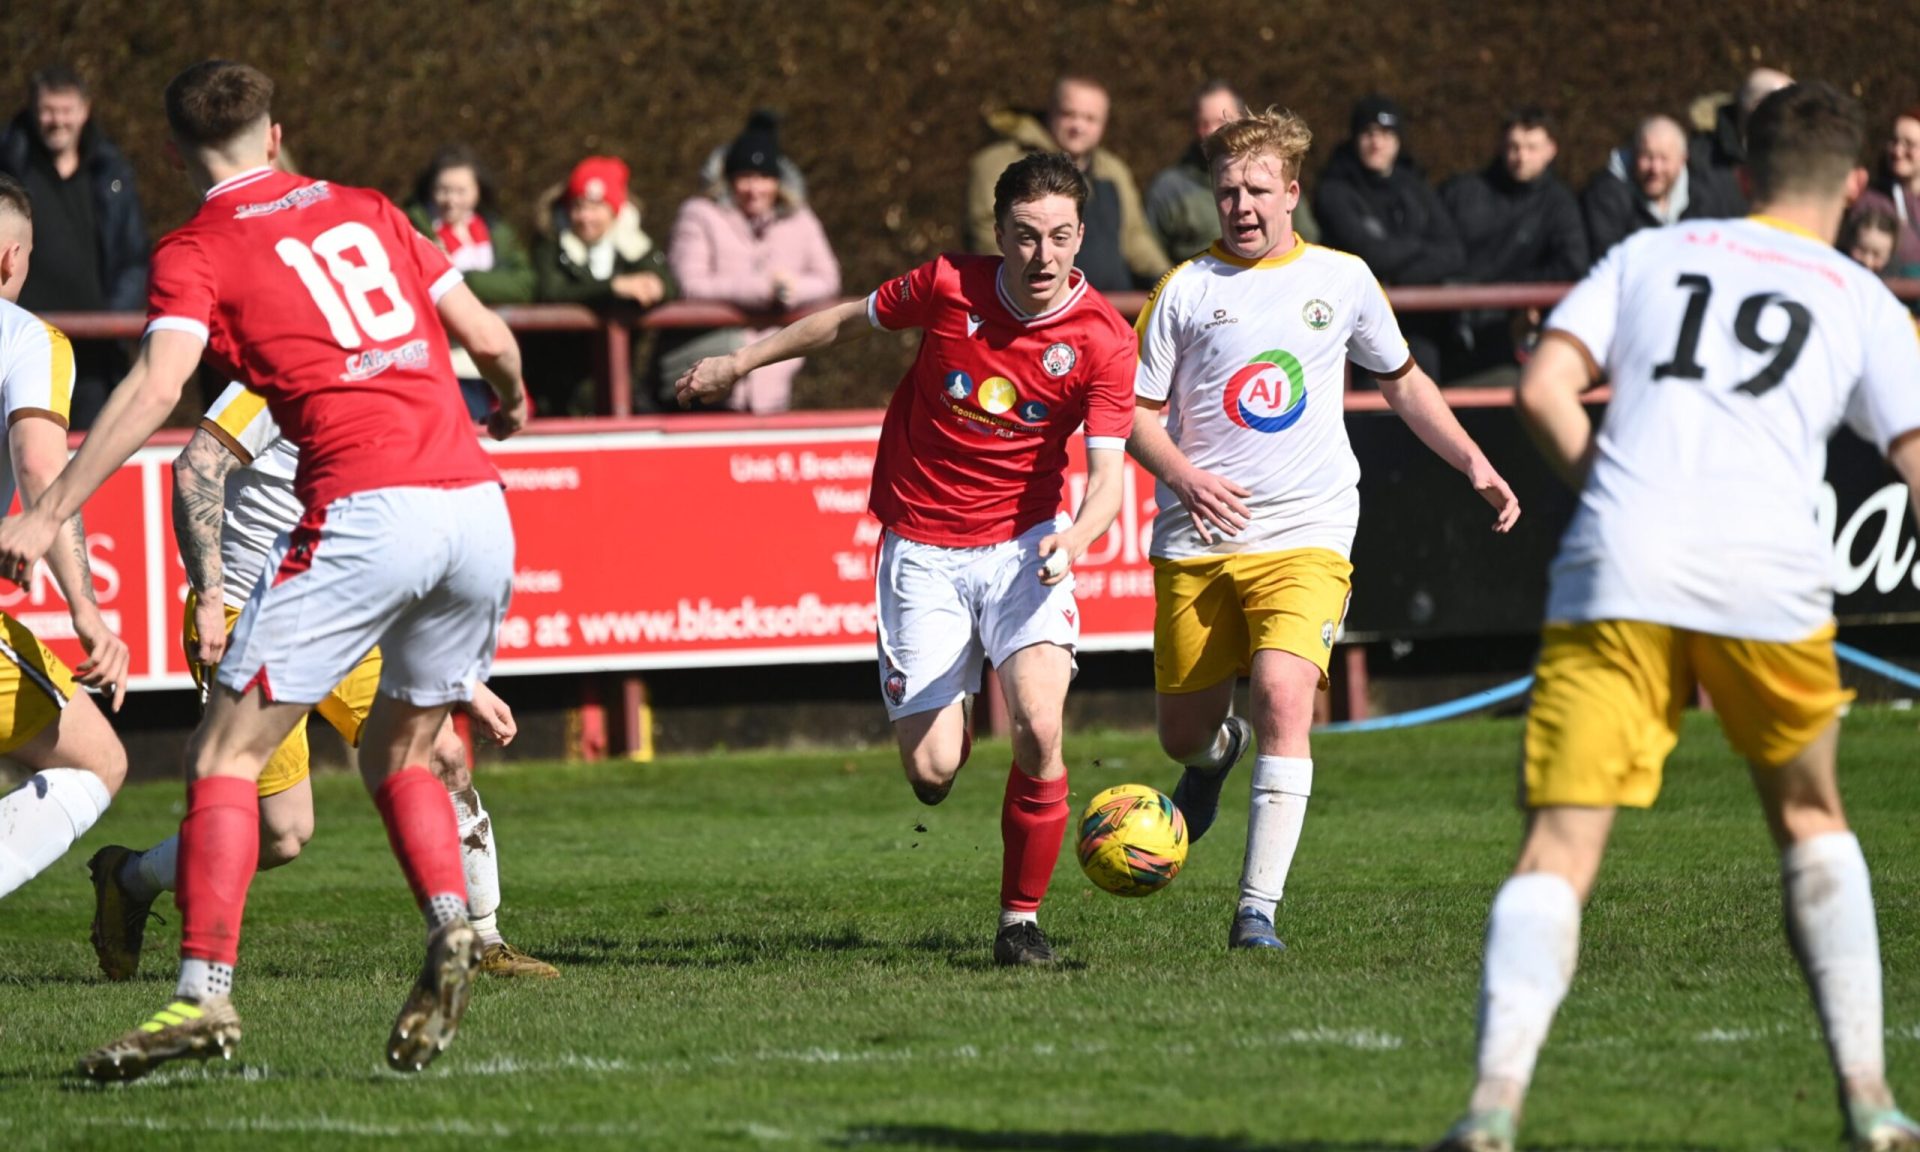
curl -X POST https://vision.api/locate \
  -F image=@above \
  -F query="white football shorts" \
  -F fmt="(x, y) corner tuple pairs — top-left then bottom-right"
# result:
(874, 514), (1079, 722)
(219, 483), (514, 707)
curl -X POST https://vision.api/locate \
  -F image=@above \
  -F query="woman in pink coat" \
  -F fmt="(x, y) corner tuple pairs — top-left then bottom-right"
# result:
(666, 112), (841, 413)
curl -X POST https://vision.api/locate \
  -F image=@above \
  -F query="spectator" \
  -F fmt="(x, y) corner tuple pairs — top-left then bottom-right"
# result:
(1439, 105), (1588, 380)
(405, 145), (534, 420)
(1851, 107), (1920, 280)
(965, 75), (1169, 291)
(0, 65), (148, 427)
(1689, 67), (1793, 214)
(531, 156), (679, 414)
(664, 113), (840, 414)
(698, 109), (809, 208)
(1314, 94), (1463, 379)
(1581, 115), (1737, 259)
(1840, 203), (1900, 277)
(1145, 80), (1320, 262)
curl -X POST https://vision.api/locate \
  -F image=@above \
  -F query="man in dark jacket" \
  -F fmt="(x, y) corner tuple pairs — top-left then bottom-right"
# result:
(1691, 68), (1793, 216)
(1440, 106), (1589, 380)
(0, 66), (149, 427)
(1315, 95), (1463, 379)
(1581, 114), (1739, 260)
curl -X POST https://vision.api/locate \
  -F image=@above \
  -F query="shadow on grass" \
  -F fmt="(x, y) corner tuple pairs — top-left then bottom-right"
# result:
(534, 927), (1086, 972)
(832, 1128), (1419, 1151)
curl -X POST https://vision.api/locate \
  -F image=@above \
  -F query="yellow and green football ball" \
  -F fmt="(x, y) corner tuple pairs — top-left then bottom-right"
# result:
(1076, 784), (1188, 897)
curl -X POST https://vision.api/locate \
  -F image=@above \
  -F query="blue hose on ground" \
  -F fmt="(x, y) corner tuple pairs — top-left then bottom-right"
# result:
(1834, 642), (1920, 693)
(1314, 675), (1534, 735)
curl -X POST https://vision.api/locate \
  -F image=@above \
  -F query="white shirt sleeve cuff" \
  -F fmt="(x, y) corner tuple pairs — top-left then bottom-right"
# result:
(865, 292), (883, 330)
(1085, 436), (1126, 453)
(145, 316), (210, 345)
(429, 268), (464, 303)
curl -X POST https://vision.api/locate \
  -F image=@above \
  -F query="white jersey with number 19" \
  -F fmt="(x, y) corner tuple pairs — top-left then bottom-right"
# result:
(1543, 216), (1920, 641)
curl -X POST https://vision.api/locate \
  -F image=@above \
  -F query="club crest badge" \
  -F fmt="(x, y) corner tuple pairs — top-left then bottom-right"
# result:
(1302, 299), (1334, 331)
(1042, 342), (1076, 377)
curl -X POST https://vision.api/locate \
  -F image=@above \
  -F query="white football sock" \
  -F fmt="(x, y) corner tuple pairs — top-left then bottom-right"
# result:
(1187, 718), (1236, 771)
(121, 835), (180, 901)
(452, 787), (503, 947)
(999, 909), (1038, 929)
(0, 768), (112, 898)
(1237, 756), (1311, 920)
(1782, 832), (1885, 1088)
(1470, 872), (1581, 1111)
(176, 957), (233, 1001)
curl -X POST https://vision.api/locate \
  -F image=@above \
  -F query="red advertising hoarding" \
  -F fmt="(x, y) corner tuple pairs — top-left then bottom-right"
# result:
(31, 422), (1162, 692)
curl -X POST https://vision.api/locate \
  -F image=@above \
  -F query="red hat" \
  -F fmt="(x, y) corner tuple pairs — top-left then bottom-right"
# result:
(566, 156), (628, 212)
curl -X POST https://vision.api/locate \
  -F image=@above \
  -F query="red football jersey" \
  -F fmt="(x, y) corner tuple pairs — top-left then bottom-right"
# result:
(146, 167), (497, 510)
(866, 254), (1136, 547)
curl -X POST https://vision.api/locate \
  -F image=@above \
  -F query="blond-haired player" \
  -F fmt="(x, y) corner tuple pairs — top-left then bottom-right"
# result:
(0, 173), (133, 902)
(1429, 83), (1920, 1152)
(86, 381), (558, 983)
(1129, 109), (1519, 950)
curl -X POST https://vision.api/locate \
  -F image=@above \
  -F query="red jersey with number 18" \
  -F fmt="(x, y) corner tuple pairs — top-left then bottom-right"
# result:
(865, 253), (1136, 547)
(145, 167), (497, 511)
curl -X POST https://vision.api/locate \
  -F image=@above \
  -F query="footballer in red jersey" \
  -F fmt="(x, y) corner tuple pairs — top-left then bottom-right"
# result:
(0, 61), (533, 1082)
(679, 153), (1135, 967)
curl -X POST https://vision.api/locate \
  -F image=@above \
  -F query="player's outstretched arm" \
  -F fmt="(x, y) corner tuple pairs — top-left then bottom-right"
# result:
(172, 427), (242, 668)
(0, 329), (198, 582)
(9, 415), (127, 709)
(1379, 363), (1522, 532)
(675, 299), (871, 407)
(1126, 399), (1250, 544)
(437, 283), (530, 441)
(1515, 334), (1598, 488)
(1038, 447), (1127, 586)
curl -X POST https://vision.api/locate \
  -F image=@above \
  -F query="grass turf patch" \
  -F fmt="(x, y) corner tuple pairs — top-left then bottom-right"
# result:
(2, 708), (1917, 1150)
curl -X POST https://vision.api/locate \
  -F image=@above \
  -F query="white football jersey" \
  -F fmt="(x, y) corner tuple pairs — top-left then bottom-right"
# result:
(200, 382), (303, 608)
(0, 298), (75, 514)
(1544, 216), (1920, 640)
(1134, 240), (1411, 560)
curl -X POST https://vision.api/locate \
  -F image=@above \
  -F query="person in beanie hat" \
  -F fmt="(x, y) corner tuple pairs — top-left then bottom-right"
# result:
(1314, 93), (1464, 379)
(664, 110), (840, 413)
(700, 109), (810, 207)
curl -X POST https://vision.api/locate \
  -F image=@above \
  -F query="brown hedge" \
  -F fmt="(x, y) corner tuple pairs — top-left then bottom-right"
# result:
(9, 0), (1914, 408)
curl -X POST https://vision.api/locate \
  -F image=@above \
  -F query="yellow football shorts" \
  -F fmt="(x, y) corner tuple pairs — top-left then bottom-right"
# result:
(0, 611), (77, 755)
(184, 591), (382, 798)
(1151, 547), (1353, 694)
(1523, 619), (1852, 809)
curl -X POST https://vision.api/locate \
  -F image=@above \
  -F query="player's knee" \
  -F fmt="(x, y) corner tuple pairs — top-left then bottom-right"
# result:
(901, 755), (958, 806)
(1008, 712), (1061, 769)
(259, 827), (309, 869)
(430, 736), (472, 791)
(85, 740), (129, 796)
(1155, 711), (1217, 763)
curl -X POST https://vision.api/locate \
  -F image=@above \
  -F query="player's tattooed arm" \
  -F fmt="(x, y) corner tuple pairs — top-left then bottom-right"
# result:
(62, 510), (96, 604)
(171, 427), (240, 599)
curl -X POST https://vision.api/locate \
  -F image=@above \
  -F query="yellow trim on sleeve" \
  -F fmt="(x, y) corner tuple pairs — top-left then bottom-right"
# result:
(211, 386), (269, 440)
(39, 322), (72, 421)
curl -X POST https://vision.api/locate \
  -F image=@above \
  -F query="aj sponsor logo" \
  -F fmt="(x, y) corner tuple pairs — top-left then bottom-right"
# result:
(1221, 348), (1308, 433)
(1042, 342), (1076, 376)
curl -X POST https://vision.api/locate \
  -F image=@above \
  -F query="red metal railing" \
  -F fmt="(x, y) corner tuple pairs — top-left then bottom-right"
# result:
(43, 278), (1920, 418)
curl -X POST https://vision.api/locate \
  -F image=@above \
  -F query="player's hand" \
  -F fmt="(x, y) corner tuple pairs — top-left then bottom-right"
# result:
(0, 509), (58, 588)
(1468, 455), (1522, 533)
(1169, 465), (1251, 544)
(71, 604), (129, 712)
(675, 354), (743, 408)
(488, 388), (530, 442)
(613, 272), (666, 308)
(1036, 532), (1081, 587)
(193, 594), (230, 669)
(463, 683), (517, 747)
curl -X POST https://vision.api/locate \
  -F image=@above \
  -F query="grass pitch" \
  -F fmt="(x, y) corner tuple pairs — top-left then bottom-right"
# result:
(2, 708), (1918, 1151)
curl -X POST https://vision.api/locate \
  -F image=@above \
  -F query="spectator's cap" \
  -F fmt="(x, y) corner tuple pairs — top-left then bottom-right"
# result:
(724, 109), (783, 178)
(1349, 94), (1404, 138)
(567, 156), (628, 212)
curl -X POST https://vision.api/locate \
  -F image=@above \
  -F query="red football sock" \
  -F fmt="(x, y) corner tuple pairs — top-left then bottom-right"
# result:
(999, 763), (1069, 913)
(177, 775), (261, 966)
(374, 765), (468, 910)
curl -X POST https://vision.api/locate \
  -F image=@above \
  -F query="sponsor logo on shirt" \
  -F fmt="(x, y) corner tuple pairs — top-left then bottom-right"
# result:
(944, 370), (974, 400)
(1041, 342), (1076, 376)
(234, 181), (335, 219)
(1302, 299), (1334, 330)
(1017, 399), (1050, 424)
(1204, 308), (1239, 330)
(1222, 348), (1308, 433)
(341, 338), (430, 382)
(893, 275), (914, 302)
(976, 376), (1018, 415)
